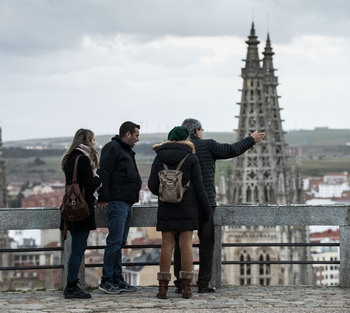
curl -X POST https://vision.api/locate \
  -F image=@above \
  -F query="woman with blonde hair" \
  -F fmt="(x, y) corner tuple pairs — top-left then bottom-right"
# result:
(148, 126), (210, 299)
(60, 128), (101, 299)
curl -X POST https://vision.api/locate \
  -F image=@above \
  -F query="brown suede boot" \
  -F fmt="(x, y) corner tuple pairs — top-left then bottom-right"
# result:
(180, 271), (194, 299)
(157, 272), (171, 299)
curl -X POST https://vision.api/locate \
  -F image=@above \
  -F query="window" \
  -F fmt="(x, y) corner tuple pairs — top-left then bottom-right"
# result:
(258, 252), (271, 285)
(239, 251), (252, 286)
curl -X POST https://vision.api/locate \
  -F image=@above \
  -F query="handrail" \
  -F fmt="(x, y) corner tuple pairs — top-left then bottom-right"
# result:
(0, 204), (349, 288)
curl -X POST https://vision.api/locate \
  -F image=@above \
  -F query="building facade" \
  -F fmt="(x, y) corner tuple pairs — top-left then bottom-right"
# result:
(0, 127), (12, 290)
(223, 24), (311, 286)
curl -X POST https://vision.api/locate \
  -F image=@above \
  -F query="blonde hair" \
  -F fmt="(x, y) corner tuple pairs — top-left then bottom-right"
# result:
(61, 128), (99, 171)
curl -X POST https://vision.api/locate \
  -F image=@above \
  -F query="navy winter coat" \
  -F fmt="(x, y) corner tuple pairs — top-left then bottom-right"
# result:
(98, 135), (142, 205)
(148, 140), (211, 232)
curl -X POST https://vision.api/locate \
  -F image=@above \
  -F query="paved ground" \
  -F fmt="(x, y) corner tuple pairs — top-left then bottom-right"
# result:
(1, 286), (350, 313)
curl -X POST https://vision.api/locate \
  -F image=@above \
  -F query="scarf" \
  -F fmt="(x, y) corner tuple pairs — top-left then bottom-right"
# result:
(75, 144), (98, 171)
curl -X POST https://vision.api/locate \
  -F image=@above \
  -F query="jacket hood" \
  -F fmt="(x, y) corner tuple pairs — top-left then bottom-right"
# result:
(152, 140), (195, 165)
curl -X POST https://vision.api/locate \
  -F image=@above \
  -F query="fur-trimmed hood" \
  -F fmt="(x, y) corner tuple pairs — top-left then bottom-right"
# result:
(152, 140), (195, 152)
(152, 140), (195, 166)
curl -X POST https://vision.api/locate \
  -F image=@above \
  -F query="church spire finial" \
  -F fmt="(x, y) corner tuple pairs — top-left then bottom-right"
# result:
(250, 22), (256, 36)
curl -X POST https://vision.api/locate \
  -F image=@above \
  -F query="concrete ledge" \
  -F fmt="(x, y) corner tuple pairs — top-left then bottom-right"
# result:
(1, 204), (349, 230)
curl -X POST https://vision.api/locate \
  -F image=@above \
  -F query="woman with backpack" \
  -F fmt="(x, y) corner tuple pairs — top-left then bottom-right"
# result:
(60, 128), (101, 299)
(148, 126), (211, 299)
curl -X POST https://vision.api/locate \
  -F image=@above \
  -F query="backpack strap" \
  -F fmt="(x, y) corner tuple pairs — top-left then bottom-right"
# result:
(176, 154), (190, 170)
(180, 154), (191, 188)
(162, 153), (189, 171)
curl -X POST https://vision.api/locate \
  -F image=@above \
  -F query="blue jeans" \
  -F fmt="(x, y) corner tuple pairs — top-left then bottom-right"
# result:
(67, 229), (90, 283)
(102, 201), (133, 283)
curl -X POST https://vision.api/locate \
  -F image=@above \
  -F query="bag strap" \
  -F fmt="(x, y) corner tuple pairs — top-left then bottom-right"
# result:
(163, 154), (190, 171)
(71, 154), (86, 197)
(176, 154), (190, 170)
(72, 154), (82, 184)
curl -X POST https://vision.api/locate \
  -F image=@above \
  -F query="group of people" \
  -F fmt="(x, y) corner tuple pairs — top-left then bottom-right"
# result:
(60, 119), (264, 299)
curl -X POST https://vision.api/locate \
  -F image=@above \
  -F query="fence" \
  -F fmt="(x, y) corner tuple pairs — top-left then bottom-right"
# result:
(0, 204), (349, 288)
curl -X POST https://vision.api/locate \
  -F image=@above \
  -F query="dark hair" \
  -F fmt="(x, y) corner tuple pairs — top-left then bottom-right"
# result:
(119, 121), (140, 138)
(181, 118), (202, 136)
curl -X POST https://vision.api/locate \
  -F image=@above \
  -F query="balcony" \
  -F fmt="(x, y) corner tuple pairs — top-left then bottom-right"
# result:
(1, 204), (350, 311)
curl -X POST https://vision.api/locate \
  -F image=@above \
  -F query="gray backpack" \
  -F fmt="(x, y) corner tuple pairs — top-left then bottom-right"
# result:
(158, 154), (190, 203)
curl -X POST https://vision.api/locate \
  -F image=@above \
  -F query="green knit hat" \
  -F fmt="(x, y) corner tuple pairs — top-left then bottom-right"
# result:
(167, 126), (189, 141)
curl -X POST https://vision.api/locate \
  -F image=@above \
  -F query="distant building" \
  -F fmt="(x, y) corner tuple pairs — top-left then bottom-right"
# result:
(310, 229), (339, 286)
(21, 189), (64, 208)
(223, 24), (311, 286)
(0, 127), (12, 290)
(10, 238), (42, 290)
(304, 172), (350, 204)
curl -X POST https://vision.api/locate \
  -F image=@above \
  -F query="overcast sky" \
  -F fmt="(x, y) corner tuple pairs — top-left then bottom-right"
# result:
(1, 0), (349, 141)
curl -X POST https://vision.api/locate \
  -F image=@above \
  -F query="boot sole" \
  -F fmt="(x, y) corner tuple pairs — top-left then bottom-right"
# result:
(65, 294), (91, 299)
(98, 286), (122, 294)
(182, 293), (192, 299)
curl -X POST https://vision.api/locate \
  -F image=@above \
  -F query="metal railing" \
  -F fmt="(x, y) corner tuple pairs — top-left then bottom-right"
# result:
(0, 204), (349, 288)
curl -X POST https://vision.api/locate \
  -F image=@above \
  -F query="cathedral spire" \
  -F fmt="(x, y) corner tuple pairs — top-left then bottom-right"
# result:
(225, 24), (309, 288)
(232, 25), (300, 205)
(262, 33), (277, 85)
(242, 22), (261, 78)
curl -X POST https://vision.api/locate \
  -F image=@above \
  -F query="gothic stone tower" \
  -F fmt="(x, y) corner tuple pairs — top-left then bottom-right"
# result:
(223, 24), (310, 286)
(232, 23), (292, 204)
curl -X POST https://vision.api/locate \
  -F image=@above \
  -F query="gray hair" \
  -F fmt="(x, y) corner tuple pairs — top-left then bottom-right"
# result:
(181, 118), (202, 136)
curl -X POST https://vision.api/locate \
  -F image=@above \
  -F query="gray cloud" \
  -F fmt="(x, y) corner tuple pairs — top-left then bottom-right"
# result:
(1, 0), (349, 56)
(1, 0), (350, 141)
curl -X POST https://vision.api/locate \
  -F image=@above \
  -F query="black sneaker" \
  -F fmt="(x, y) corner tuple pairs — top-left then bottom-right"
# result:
(198, 286), (216, 293)
(118, 281), (137, 292)
(65, 285), (91, 299)
(99, 280), (122, 294)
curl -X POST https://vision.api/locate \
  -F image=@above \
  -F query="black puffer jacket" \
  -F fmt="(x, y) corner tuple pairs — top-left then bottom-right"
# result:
(60, 150), (101, 231)
(191, 134), (255, 206)
(148, 140), (211, 232)
(98, 135), (142, 205)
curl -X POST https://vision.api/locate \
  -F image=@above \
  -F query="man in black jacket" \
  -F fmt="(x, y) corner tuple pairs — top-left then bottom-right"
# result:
(174, 118), (265, 293)
(98, 121), (142, 294)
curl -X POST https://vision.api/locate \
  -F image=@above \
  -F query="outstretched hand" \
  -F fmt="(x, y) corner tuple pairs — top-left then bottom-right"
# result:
(251, 131), (265, 143)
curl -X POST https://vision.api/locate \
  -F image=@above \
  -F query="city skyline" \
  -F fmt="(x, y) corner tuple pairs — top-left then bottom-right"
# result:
(1, 0), (349, 141)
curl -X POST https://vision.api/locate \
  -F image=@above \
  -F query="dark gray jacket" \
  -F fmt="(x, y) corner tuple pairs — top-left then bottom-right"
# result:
(98, 135), (142, 205)
(190, 134), (255, 206)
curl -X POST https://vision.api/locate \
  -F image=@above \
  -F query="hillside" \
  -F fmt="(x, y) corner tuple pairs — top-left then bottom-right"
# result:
(3, 128), (350, 184)
(4, 128), (350, 148)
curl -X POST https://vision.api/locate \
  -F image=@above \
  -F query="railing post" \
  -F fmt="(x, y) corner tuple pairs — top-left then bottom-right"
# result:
(339, 225), (350, 288)
(211, 208), (222, 288)
(62, 231), (86, 289)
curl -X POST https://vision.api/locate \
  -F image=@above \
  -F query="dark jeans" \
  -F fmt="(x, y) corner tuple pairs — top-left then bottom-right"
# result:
(67, 229), (90, 283)
(174, 207), (215, 288)
(102, 200), (133, 283)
